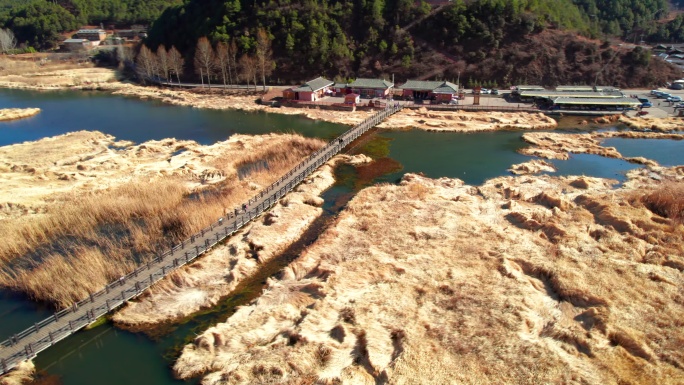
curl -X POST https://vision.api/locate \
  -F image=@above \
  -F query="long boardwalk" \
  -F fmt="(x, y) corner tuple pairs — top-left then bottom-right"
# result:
(0, 105), (402, 376)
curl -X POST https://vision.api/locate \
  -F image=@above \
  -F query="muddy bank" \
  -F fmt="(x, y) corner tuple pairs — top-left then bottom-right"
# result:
(173, 165), (684, 384)
(520, 131), (684, 165)
(0, 108), (40, 122)
(112, 154), (370, 331)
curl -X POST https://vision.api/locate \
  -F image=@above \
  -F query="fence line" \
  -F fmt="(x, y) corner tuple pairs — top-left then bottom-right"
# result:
(0, 104), (402, 376)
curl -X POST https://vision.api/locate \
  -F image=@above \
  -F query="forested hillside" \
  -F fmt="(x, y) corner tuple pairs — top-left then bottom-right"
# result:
(143, 0), (679, 87)
(0, 0), (180, 49)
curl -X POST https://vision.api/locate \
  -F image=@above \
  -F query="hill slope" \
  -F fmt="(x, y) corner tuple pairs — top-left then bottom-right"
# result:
(144, 0), (679, 87)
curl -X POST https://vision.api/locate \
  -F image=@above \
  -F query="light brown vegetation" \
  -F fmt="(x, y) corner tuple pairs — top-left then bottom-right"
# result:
(0, 131), (325, 308)
(174, 167), (684, 384)
(642, 182), (684, 224)
(619, 115), (684, 132)
(0, 108), (40, 122)
(509, 159), (556, 175)
(0, 57), (116, 89)
(380, 107), (558, 132)
(0, 361), (34, 385)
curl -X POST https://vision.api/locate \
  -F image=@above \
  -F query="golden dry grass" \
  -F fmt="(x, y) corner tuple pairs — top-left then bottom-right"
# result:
(173, 171), (684, 385)
(642, 182), (684, 224)
(0, 134), (324, 308)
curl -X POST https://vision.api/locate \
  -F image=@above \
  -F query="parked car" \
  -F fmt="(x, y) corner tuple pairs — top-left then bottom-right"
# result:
(491, 89), (499, 95)
(480, 88), (490, 94)
(675, 102), (684, 108)
(640, 101), (653, 108)
(651, 90), (659, 95)
(668, 96), (682, 103)
(659, 93), (672, 99)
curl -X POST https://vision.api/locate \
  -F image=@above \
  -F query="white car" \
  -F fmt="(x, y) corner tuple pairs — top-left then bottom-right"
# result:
(480, 88), (490, 94)
(668, 96), (682, 102)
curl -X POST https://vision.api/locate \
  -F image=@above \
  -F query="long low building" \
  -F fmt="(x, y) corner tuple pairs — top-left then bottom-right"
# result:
(520, 90), (624, 102)
(551, 97), (640, 111)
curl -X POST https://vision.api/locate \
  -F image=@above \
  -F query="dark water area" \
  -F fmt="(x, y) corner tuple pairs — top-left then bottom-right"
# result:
(601, 137), (684, 167)
(0, 88), (679, 385)
(0, 88), (346, 146)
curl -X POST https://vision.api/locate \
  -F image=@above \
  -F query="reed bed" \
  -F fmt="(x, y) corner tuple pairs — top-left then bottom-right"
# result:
(642, 182), (684, 224)
(174, 172), (684, 384)
(0, 135), (324, 308)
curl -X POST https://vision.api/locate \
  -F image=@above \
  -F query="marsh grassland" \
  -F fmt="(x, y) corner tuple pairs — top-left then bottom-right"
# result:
(173, 168), (684, 384)
(0, 131), (324, 308)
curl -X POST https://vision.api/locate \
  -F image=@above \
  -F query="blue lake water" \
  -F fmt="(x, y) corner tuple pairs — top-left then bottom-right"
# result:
(602, 137), (684, 167)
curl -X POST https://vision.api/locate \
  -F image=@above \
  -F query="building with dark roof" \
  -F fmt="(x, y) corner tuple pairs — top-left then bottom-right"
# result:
(400, 80), (459, 101)
(75, 29), (107, 41)
(348, 78), (394, 98)
(283, 77), (334, 101)
(62, 38), (91, 52)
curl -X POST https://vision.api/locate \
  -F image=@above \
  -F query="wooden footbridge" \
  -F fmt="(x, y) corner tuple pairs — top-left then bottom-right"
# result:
(0, 105), (403, 376)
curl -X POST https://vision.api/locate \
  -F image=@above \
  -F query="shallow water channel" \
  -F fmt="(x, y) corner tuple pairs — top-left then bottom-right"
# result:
(0, 88), (682, 384)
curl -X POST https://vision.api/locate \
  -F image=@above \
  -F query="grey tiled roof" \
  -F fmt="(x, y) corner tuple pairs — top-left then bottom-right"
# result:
(349, 78), (394, 89)
(400, 80), (459, 93)
(432, 82), (459, 94)
(292, 76), (333, 92)
(400, 80), (445, 90)
(553, 97), (640, 105)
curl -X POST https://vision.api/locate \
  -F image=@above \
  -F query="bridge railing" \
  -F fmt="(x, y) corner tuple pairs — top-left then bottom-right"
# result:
(0, 105), (402, 375)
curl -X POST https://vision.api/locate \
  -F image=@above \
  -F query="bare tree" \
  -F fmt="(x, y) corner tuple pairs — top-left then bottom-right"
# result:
(136, 44), (157, 84)
(156, 44), (170, 82)
(0, 28), (17, 53)
(168, 46), (184, 85)
(239, 54), (257, 90)
(255, 28), (273, 91)
(228, 39), (238, 85)
(194, 37), (215, 87)
(215, 41), (230, 87)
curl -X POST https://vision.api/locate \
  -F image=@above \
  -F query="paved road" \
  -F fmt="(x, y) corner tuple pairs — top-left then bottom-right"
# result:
(0, 105), (403, 376)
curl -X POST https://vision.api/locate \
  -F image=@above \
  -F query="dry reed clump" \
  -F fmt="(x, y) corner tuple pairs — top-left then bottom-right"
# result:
(641, 182), (684, 224)
(174, 170), (684, 385)
(0, 361), (34, 385)
(0, 132), (325, 308)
